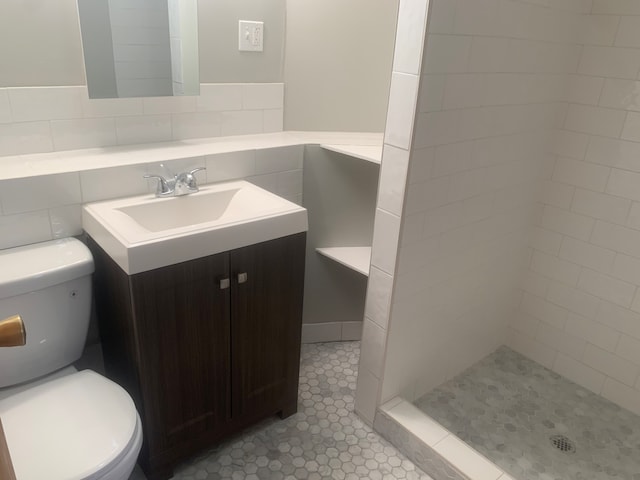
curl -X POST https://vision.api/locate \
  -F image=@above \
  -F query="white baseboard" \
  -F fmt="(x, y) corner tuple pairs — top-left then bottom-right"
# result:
(301, 321), (363, 343)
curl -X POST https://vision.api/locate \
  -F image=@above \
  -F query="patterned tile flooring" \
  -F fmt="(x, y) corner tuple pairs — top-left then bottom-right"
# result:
(415, 346), (640, 480)
(132, 342), (433, 480)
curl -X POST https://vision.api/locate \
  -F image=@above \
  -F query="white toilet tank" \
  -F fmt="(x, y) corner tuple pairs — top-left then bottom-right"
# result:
(0, 238), (94, 388)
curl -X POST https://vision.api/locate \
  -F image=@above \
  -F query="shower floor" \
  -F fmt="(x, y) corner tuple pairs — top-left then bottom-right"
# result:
(414, 346), (640, 480)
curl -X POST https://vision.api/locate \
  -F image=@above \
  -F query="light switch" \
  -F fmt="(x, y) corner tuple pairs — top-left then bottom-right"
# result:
(239, 20), (264, 52)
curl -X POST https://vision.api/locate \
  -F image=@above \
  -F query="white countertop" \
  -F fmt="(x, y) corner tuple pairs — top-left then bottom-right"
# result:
(0, 131), (384, 180)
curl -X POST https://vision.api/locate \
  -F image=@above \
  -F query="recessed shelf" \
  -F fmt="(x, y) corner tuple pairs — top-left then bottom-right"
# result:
(320, 144), (382, 164)
(316, 246), (371, 276)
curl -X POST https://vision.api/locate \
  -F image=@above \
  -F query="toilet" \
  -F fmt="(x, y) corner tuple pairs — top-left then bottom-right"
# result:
(0, 238), (142, 480)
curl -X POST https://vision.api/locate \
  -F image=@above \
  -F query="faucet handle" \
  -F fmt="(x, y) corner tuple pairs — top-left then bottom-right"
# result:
(188, 167), (206, 176)
(143, 174), (173, 196)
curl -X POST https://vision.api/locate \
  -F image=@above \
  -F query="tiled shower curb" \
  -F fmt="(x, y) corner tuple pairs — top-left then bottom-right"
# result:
(374, 398), (514, 480)
(374, 408), (469, 480)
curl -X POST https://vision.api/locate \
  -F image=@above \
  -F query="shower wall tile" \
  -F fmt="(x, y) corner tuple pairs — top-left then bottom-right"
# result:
(615, 16), (640, 47)
(583, 344), (639, 386)
(554, 352), (606, 393)
(579, 15), (621, 46)
(601, 378), (640, 416)
(577, 46), (640, 78)
(356, 0), (427, 424)
(384, 72), (419, 149)
(599, 79), (640, 111)
(393, 0), (429, 75)
(359, 319), (387, 377)
(0, 83), (284, 158)
(593, 0), (640, 15)
(546, 282), (600, 321)
(378, 145), (410, 216)
(371, 208), (401, 275)
(571, 188), (631, 225)
(380, 0), (584, 407)
(596, 301), (640, 340)
(354, 367), (381, 425)
(613, 253), (640, 286)
(365, 266), (394, 330)
(512, 4), (640, 409)
(558, 237), (615, 274)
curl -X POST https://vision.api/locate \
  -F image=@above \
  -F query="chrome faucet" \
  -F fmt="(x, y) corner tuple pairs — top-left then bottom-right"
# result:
(144, 167), (206, 197)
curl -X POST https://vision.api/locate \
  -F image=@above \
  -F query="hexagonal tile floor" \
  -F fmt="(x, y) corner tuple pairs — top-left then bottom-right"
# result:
(414, 346), (640, 480)
(131, 341), (433, 480)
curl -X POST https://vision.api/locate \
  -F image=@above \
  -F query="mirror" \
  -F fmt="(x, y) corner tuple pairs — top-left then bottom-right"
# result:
(77, 0), (199, 98)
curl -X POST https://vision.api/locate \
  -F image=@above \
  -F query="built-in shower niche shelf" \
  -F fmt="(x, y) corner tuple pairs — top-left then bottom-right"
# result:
(320, 144), (382, 164)
(316, 246), (371, 276)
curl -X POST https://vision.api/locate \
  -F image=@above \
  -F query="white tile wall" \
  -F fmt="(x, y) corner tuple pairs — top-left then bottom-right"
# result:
(355, 0), (427, 425)
(510, 5), (640, 412)
(0, 82), (287, 249)
(0, 83), (284, 157)
(377, 0), (585, 411)
(0, 136), (301, 252)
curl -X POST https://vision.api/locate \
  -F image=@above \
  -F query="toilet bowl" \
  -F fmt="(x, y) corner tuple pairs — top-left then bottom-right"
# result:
(0, 238), (142, 480)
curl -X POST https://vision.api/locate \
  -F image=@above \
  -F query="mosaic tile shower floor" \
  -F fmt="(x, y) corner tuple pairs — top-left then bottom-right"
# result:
(414, 346), (640, 480)
(132, 342), (433, 480)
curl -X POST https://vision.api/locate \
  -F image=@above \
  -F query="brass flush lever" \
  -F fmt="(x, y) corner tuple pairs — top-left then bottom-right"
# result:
(0, 315), (26, 347)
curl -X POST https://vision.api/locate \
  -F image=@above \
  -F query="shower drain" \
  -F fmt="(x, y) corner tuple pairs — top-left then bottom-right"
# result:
(549, 435), (576, 454)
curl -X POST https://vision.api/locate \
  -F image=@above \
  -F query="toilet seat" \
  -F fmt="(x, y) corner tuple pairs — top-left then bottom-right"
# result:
(0, 370), (140, 480)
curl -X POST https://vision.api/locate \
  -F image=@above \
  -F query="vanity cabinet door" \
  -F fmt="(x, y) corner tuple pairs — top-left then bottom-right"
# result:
(229, 233), (305, 419)
(130, 253), (231, 454)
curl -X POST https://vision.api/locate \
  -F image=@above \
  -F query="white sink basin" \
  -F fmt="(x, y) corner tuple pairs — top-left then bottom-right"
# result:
(82, 180), (308, 274)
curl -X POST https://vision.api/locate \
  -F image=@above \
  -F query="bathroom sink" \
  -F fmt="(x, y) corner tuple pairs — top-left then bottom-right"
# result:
(82, 180), (308, 274)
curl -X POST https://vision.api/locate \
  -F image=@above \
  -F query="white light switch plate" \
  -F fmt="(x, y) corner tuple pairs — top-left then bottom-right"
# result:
(239, 20), (264, 52)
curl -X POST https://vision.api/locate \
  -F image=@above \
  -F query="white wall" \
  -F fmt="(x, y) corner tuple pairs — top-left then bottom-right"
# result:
(355, 0), (589, 424)
(283, 0), (398, 132)
(0, 0), (285, 88)
(510, 1), (640, 416)
(198, 0), (285, 84)
(0, 0), (86, 87)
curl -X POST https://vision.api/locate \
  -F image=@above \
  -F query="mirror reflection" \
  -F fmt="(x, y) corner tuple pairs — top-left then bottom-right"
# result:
(77, 0), (199, 99)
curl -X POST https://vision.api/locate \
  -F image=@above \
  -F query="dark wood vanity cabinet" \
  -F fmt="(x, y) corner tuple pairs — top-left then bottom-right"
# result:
(88, 233), (306, 480)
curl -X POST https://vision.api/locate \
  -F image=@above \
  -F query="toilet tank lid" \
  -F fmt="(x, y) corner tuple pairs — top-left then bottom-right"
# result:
(0, 238), (94, 300)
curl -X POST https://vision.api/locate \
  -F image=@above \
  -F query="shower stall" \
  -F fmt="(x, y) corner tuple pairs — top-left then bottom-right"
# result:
(356, 0), (640, 478)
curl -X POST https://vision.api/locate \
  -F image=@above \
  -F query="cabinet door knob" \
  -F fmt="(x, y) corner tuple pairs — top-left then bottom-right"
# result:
(238, 272), (248, 284)
(220, 278), (230, 290)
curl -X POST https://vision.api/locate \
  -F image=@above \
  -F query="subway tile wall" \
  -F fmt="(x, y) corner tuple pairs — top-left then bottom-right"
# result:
(0, 82), (293, 251)
(509, 2), (640, 415)
(0, 145), (302, 251)
(355, 0), (429, 425)
(0, 83), (284, 156)
(377, 0), (590, 411)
